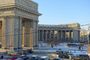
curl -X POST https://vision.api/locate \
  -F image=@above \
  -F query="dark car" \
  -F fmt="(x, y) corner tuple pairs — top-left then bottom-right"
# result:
(79, 54), (90, 60)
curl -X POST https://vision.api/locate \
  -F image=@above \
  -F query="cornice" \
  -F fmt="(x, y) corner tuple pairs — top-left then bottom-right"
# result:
(0, 5), (41, 16)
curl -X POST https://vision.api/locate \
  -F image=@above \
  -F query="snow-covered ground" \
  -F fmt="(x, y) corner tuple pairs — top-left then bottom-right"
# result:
(37, 42), (88, 55)
(38, 43), (87, 50)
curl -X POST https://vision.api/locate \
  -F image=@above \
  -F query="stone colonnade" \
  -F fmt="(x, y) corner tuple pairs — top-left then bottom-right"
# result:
(38, 29), (80, 43)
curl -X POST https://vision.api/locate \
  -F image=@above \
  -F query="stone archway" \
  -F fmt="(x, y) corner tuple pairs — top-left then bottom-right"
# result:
(0, 0), (41, 50)
(22, 18), (33, 49)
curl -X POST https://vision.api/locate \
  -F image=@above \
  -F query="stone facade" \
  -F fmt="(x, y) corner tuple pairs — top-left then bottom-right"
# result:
(0, 0), (40, 50)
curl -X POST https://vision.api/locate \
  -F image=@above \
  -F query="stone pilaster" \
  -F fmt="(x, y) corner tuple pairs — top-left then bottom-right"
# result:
(1, 17), (6, 49)
(12, 16), (22, 50)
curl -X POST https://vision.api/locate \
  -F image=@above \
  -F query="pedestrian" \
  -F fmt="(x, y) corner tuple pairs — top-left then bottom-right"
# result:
(1, 55), (3, 59)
